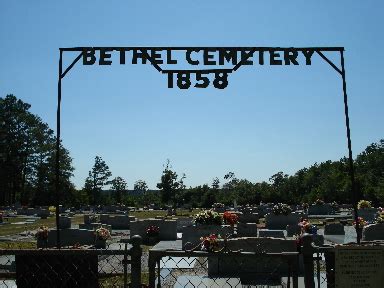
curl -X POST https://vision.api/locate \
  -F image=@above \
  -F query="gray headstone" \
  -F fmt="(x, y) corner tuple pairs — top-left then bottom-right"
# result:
(362, 223), (384, 241)
(324, 223), (345, 235)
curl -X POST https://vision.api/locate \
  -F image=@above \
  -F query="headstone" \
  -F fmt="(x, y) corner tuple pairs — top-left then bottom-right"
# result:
(208, 237), (298, 277)
(258, 229), (285, 238)
(36, 209), (50, 219)
(16, 208), (36, 216)
(130, 219), (177, 241)
(182, 225), (232, 248)
(59, 216), (71, 229)
(356, 208), (378, 223)
(265, 213), (301, 230)
(84, 214), (100, 224)
(88, 214), (134, 229)
(176, 217), (193, 232)
(41, 229), (96, 248)
(238, 211), (259, 223)
(335, 246), (384, 288)
(324, 223), (345, 235)
(362, 223), (384, 241)
(78, 223), (112, 232)
(308, 204), (334, 215)
(99, 214), (110, 224)
(286, 224), (301, 237)
(236, 223), (258, 237)
(107, 215), (135, 229)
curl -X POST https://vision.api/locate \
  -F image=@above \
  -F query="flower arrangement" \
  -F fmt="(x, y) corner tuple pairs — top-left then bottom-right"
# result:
(95, 227), (111, 240)
(298, 219), (317, 235)
(223, 211), (239, 226)
(193, 210), (223, 225)
(376, 208), (384, 224)
(212, 203), (225, 209)
(357, 200), (372, 209)
(353, 217), (367, 229)
(146, 225), (160, 237)
(35, 226), (49, 240)
(200, 234), (221, 252)
(314, 199), (324, 206)
(272, 203), (292, 215)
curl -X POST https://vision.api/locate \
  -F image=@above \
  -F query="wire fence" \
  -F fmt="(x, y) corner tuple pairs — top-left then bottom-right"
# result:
(0, 237), (143, 288)
(148, 249), (300, 288)
(1, 235), (382, 287)
(302, 237), (384, 288)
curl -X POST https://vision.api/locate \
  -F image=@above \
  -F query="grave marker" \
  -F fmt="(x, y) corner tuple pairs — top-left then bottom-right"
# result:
(335, 246), (384, 288)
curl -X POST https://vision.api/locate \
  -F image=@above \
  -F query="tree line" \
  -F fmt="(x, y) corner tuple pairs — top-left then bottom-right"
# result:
(0, 95), (74, 205)
(1, 94), (383, 207)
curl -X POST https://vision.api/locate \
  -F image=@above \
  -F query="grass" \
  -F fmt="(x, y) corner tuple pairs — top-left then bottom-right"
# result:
(0, 215), (84, 237)
(130, 209), (200, 219)
(0, 208), (199, 238)
(0, 241), (36, 249)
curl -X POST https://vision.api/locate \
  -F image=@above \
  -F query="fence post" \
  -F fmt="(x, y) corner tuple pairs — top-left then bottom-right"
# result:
(324, 249), (335, 288)
(130, 235), (142, 288)
(301, 234), (315, 288)
(148, 250), (157, 288)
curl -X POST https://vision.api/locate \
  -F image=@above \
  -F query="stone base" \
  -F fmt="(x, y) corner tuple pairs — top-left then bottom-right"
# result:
(258, 229), (285, 238)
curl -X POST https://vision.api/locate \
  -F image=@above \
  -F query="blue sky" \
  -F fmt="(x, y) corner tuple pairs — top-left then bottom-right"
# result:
(1, 1), (383, 190)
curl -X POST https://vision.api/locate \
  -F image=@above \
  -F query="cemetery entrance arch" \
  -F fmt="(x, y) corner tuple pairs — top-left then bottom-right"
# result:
(54, 46), (358, 247)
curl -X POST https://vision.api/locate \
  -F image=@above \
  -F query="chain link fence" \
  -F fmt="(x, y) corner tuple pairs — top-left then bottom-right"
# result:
(0, 237), (143, 288)
(148, 249), (299, 288)
(302, 236), (384, 288)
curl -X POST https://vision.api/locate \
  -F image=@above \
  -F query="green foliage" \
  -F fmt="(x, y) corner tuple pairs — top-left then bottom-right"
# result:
(175, 139), (384, 207)
(0, 94), (74, 206)
(2, 93), (383, 208)
(110, 176), (127, 204)
(211, 177), (220, 189)
(134, 180), (148, 192)
(156, 159), (185, 207)
(84, 156), (112, 205)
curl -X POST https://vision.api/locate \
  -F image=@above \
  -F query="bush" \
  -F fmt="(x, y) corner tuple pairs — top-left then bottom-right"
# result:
(358, 200), (372, 209)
